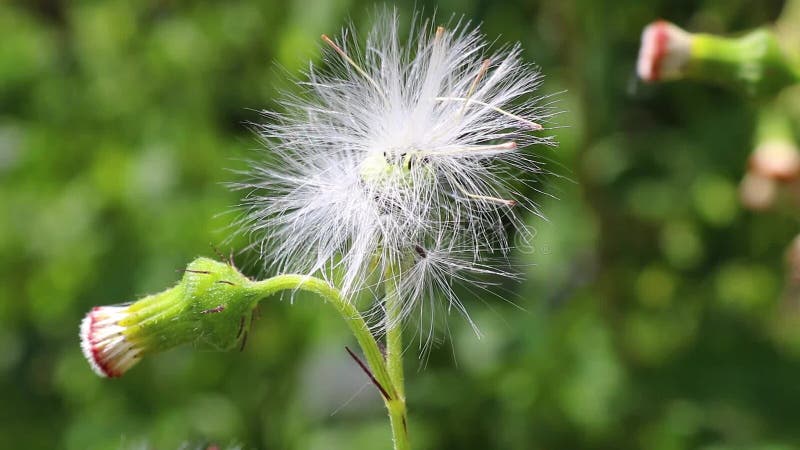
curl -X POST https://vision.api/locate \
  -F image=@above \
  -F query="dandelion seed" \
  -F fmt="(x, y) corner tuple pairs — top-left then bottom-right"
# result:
(236, 10), (553, 337)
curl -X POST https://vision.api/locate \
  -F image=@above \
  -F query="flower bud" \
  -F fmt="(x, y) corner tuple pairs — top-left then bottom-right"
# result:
(638, 20), (692, 82)
(637, 21), (800, 97)
(739, 171), (777, 211)
(80, 258), (260, 377)
(749, 141), (800, 182)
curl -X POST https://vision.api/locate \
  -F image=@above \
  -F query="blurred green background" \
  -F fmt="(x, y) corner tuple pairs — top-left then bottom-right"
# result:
(3, 0), (800, 449)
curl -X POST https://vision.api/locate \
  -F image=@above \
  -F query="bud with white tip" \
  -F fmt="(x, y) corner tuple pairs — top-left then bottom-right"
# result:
(637, 20), (799, 96)
(80, 258), (260, 378)
(749, 141), (800, 182)
(80, 305), (141, 377)
(638, 20), (693, 82)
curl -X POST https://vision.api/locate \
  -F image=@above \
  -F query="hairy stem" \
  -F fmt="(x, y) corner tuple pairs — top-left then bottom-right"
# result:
(384, 274), (410, 450)
(248, 273), (410, 449)
(247, 275), (395, 404)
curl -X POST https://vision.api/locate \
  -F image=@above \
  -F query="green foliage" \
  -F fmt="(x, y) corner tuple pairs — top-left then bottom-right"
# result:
(1, 0), (799, 449)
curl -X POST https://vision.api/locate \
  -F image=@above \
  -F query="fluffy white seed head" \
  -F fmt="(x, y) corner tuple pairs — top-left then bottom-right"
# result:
(237, 11), (553, 338)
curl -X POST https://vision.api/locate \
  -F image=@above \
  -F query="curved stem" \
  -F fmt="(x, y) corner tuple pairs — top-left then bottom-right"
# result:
(247, 275), (395, 401)
(248, 273), (410, 450)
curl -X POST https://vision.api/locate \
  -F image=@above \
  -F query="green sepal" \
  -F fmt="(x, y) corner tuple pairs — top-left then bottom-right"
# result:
(121, 257), (259, 354)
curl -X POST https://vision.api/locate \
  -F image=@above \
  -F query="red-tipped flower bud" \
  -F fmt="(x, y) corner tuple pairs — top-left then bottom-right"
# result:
(740, 171), (777, 211)
(80, 258), (259, 378)
(81, 305), (141, 377)
(637, 20), (692, 82)
(749, 141), (800, 182)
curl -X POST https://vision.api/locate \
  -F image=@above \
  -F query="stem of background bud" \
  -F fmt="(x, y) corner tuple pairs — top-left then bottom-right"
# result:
(756, 102), (795, 145)
(384, 272), (410, 450)
(777, 0), (800, 53)
(687, 29), (800, 97)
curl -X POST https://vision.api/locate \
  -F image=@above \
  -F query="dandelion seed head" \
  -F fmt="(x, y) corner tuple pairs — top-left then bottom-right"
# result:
(236, 10), (554, 337)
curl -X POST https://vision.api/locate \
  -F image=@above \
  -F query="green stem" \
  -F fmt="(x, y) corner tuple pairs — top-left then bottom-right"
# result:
(247, 273), (410, 449)
(777, 0), (800, 53)
(384, 274), (410, 450)
(756, 100), (795, 145)
(687, 28), (800, 97)
(387, 398), (410, 450)
(247, 275), (395, 404)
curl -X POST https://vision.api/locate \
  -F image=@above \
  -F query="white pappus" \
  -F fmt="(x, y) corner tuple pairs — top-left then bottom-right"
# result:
(236, 10), (555, 347)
